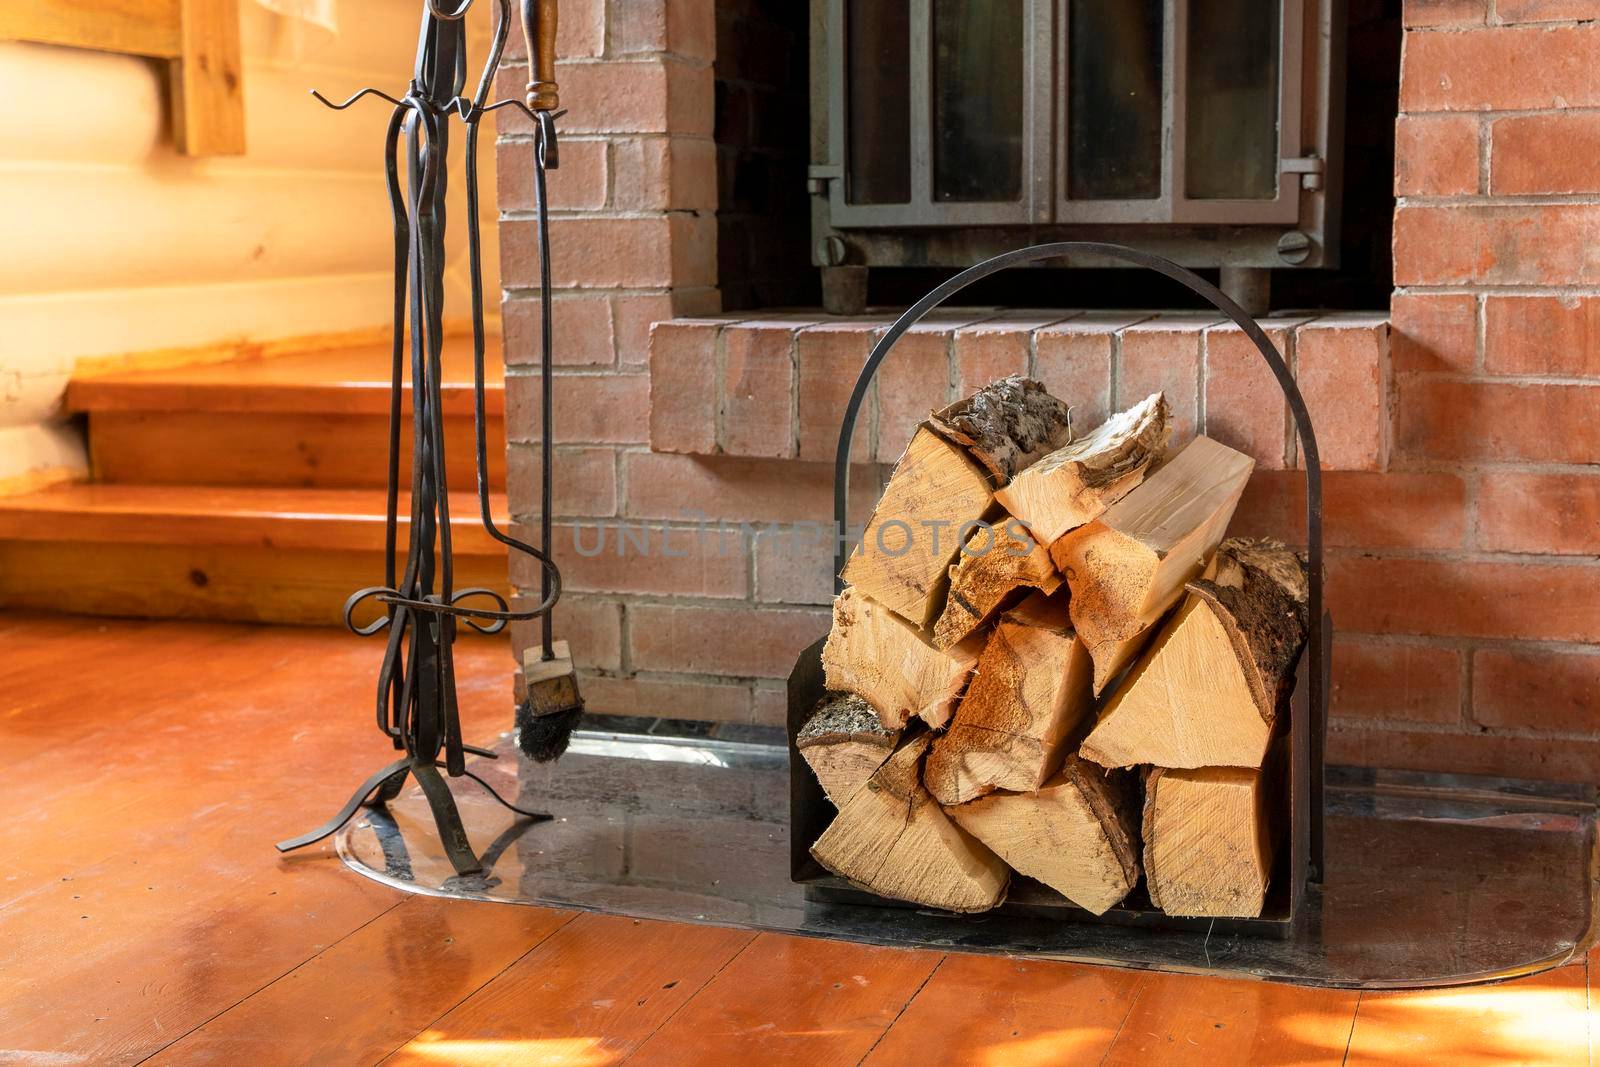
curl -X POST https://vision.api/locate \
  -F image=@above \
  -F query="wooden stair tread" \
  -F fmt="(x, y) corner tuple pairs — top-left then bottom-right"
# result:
(66, 337), (505, 417)
(0, 483), (513, 556)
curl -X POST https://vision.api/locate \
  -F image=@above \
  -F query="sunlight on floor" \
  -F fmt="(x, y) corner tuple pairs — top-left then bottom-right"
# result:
(1349, 970), (1590, 1066)
(397, 1034), (618, 1067)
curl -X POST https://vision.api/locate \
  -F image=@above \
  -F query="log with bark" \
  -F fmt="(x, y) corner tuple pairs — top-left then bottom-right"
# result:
(924, 590), (1093, 806)
(1080, 538), (1309, 770)
(821, 586), (979, 730)
(811, 733), (1010, 913)
(1050, 435), (1255, 694)
(995, 392), (1172, 546)
(947, 755), (1140, 915)
(797, 693), (900, 806)
(929, 520), (1062, 651)
(842, 377), (1072, 629)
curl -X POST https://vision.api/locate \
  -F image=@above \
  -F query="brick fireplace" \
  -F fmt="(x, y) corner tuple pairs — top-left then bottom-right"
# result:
(495, 0), (1600, 783)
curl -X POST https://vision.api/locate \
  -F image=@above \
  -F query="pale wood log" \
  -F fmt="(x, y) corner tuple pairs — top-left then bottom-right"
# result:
(947, 755), (1140, 915)
(797, 693), (900, 806)
(927, 375), (1075, 486)
(821, 586), (978, 730)
(1143, 748), (1283, 918)
(840, 427), (994, 630)
(995, 392), (1171, 546)
(811, 734), (1009, 913)
(1049, 435), (1254, 694)
(1080, 538), (1309, 770)
(925, 591), (1093, 806)
(929, 520), (1061, 651)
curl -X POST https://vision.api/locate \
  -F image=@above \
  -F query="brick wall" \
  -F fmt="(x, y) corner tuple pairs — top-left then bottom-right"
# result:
(497, 0), (1600, 782)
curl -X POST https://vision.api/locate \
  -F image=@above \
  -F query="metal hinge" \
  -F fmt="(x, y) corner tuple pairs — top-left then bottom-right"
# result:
(808, 163), (843, 196)
(1281, 155), (1326, 191)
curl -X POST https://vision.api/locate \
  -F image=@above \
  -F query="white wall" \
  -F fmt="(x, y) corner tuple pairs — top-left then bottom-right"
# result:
(0, 0), (501, 488)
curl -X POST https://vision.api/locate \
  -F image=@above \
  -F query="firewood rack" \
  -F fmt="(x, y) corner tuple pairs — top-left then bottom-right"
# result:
(788, 242), (1331, 937)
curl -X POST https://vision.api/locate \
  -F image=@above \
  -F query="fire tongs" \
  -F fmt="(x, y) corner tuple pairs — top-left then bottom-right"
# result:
(277, 0), (571, 877)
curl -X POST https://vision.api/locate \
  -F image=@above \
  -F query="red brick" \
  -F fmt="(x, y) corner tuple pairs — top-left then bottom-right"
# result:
(875, 329), (953, 461)
(498, 137), (608, 213)
(1483, 295), (1600, 377)
(1491, 113), (1600, 195)
(511, 521), (748, 598)
(1396, 378), (1600, 464)
(612, 136), (718, 211)
(1389, 293), (1477, 373)
(1034, 314), (1139, 431)
(1401, 24), (1600, 112)
(623, 452), (878, 525)
(501, 0), (603, 58)
(1294, 317), (1390, 472)
(503, 293), (615, 367)
(1203, 321), (1295, 470)
(1395, 204), (1600, 287)
(1328, 724), (1600, 782)
(1474, 646), (1600, 732)
(1395, 114), (1480, 196)
(796, 321), (881, 463)
(1478, 472), (1600, 555)
(1496, 0), (1600, 22)
(1233, 471), (1469, 551)
(1118, 316), (1214, 442)
(621, 290), (719, 369)
(505, 445), (619, 519)
(505, 370), (648, 445)
(494, 60), (713, 136)
(504, 216), (713, 289)
(648, 319), (722, 454)
(508, 594), (622, 673)
(1327, 555), (1600, 643)
(754, 526), (836, 605)
(628, 604), (829, 678)
(1331, 635), (1463, 724)
(954, 314), (1067, 394)
(1403, 0), (1486, 26)
(720, 323), (796, 458)
(608, 0), (717, 61)
(581, 674), (753, 724)
(752, 683), (788, 727)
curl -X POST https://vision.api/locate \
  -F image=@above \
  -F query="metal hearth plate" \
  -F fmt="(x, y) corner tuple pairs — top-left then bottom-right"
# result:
(335, 730), (1598, 990)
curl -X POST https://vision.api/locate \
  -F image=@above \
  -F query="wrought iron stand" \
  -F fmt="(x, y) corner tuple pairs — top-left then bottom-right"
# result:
(277, 0), (568, 876)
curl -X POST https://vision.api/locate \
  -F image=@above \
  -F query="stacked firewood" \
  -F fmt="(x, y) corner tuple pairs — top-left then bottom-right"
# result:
(799, 377), (1309, 918)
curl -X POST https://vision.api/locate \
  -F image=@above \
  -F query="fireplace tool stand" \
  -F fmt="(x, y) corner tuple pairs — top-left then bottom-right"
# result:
(276, 0), (574, 877)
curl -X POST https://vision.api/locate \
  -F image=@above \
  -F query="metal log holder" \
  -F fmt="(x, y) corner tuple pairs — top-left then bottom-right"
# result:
(277, 0), (569, 877)
(788, 243), (1333, 936)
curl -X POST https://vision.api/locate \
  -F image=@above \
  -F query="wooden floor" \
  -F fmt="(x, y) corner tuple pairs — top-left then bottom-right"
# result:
(2, 614), (1593, 1066)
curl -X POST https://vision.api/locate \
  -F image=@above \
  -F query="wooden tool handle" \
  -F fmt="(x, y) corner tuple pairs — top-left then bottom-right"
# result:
(521, 0), (559, 111)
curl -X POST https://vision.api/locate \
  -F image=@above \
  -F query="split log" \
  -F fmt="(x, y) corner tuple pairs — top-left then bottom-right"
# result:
(1080, 538), (1309, 770)
(1050, 435), (1255, 694)
(821, 586), (978, 730)
(924, 591), (1093, 806)
(927, 375), (1076, 486)
(995, 392), (1171, 546)
(1143, 746), (1284, 918)
(843, 378), (1071, 629)
(811, 733), (1009, 913)
(929, 520), (1062, 651)
(947, 756), (1140, 915)
(797, 693), (900, 806)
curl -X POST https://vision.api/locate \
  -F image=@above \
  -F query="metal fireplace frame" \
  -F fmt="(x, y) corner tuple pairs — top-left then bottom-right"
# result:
(788, 241), (1331, 937)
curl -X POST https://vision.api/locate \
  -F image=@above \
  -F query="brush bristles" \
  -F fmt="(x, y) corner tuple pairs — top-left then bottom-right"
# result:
(516, 702), (583, 763)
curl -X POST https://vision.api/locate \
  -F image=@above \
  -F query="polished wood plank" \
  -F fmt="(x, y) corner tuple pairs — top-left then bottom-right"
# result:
(388, 913), (757, 1067)
(1101, 971), (1359, 1066)
(147, 899), (574, 1066)
(1347, 965), (1588, 1067)
(627, 933), (944, 1067)
(864, 953), (1143, 1067)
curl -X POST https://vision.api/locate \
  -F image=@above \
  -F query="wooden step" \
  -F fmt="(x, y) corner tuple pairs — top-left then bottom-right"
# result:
(0, 484), (514, 626)
(68, 339), (507, 490)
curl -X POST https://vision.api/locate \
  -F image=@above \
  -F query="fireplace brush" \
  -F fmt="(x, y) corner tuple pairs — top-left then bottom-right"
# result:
(276, 0), (581, 877)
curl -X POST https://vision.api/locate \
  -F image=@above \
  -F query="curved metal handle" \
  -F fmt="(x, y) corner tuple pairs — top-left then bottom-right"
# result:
(521, 0), (559, 111)
(831, 240), (1329, 879)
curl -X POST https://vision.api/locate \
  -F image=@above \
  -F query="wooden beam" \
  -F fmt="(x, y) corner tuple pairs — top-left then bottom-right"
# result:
(0, 0), (183, 59)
